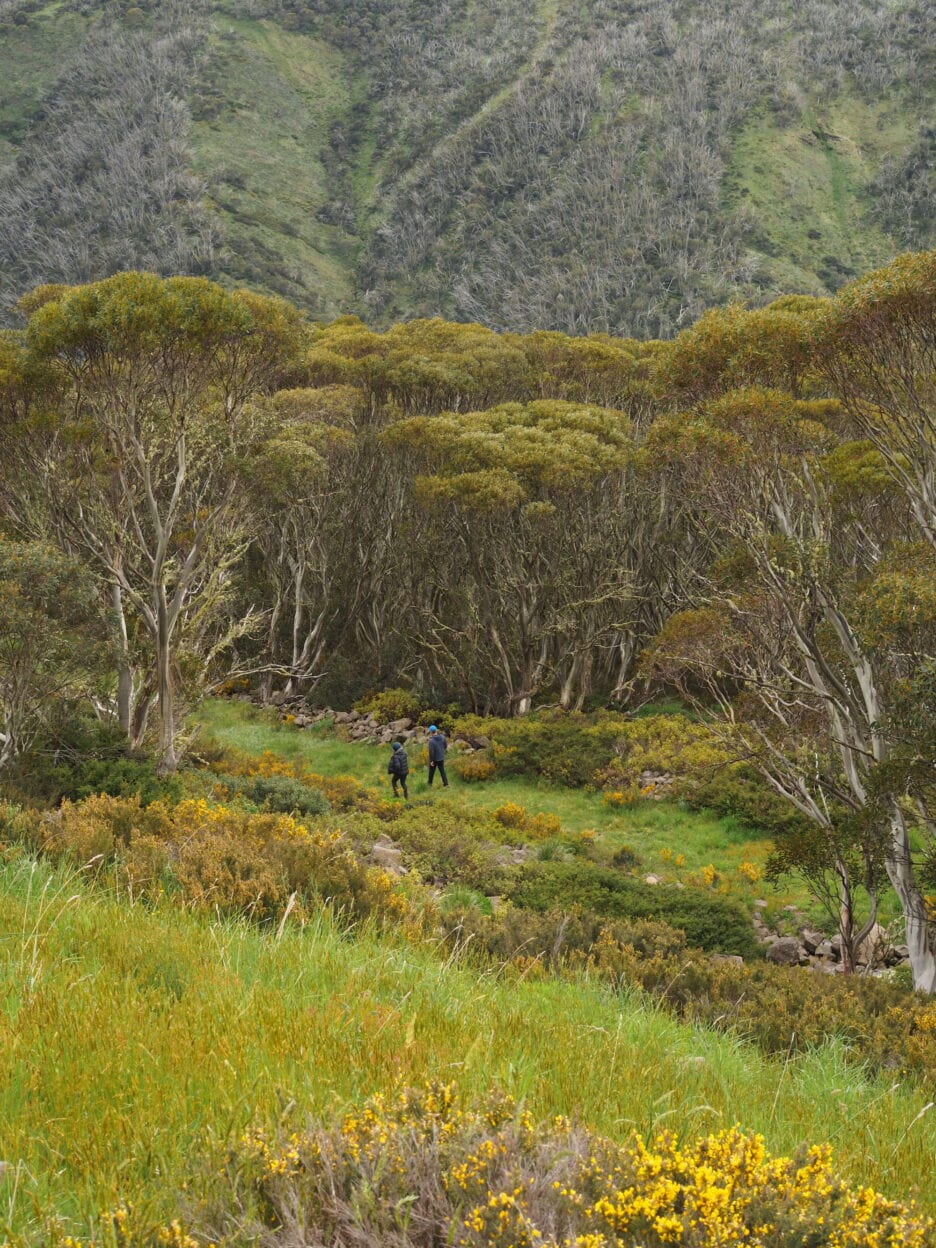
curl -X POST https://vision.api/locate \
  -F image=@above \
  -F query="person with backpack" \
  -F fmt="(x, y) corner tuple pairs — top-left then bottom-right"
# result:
(387, 740), (409, 799)
(427, 724), (449, 787)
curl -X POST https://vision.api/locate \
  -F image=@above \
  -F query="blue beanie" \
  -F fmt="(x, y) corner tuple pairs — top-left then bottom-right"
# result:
(428, 724), (438, 732)
(391, 741), (402, 750)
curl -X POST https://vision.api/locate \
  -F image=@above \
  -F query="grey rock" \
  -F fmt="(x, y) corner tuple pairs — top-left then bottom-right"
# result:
(856, 922), (890, 968)
(811, 960), (843, 974)
(766, 937), (802, 966)
(711, 953), (744, 967)
(801, 928), (825, 954)
(371, 835), (406, 875)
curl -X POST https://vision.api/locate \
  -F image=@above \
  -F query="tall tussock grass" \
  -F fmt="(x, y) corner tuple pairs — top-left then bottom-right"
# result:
(0, 857), (934, 1242)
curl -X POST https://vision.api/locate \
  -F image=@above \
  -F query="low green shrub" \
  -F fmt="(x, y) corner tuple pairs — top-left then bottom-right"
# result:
(505, 860), (761, 957)
(456, 709), (622, 787)
(211, 772), (331, 816)
(440, 886), (493, 916)
(64, 755), (182, 806)
(377, 803), (517, 893)
(610, 843), (642, 869)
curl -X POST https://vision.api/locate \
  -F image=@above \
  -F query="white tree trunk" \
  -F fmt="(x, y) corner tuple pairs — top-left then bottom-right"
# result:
(887, 812), (936, 993)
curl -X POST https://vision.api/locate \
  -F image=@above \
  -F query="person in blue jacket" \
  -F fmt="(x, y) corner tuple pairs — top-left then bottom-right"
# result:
(387, 741), (409, 799)
(427, 724), (449, 787)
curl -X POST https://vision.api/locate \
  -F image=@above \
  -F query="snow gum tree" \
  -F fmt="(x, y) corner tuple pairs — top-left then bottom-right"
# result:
(646, 282), (936, 990)
(18, 272), (303, 772)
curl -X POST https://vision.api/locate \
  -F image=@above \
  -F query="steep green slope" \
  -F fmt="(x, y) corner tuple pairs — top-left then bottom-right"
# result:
(0, 856), (934, 1239)
(190, 17), (357, 312)
(0, 0), (932, 330)
(727, 96), (917, 294)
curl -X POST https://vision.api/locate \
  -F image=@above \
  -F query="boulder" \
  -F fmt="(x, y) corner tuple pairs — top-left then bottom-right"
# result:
(371, 835), (406, 875)
(332, 711), (353, 725)
(765, 937), (802, 967)
(386, 717), (414, 734)
(800, 928), (825, 954)
(816, 939), (837, 960)
(856, 923), (889, 968)
(463, 734), (490, 750)
(270, 690), (288, 706)
(643, 873), (663, 886)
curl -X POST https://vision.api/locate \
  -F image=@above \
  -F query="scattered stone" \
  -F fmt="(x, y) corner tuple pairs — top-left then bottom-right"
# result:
(811, 960), (843, 974)
(816, 939), (837, 960)
(800, 928), (825, 954)
(643, 873), (663, 885)
(332, 711), (353, 725)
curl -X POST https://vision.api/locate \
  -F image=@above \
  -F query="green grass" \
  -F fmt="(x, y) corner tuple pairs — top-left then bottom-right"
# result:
(193, 699), (828, 925)
(0, 6), (88, 163)
(725, 91), (913, 296)
(189, 17), (358, 314)
(0, 855), (934, 1242)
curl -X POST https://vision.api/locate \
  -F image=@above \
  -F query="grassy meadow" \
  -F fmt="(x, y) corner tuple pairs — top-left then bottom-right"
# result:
(192, 698), (876, 929)
(0, 854), (934, 1243)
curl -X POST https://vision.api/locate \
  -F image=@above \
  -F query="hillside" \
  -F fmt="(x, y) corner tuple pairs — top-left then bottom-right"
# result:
(0, 852), (934, 1240)
(0, 0), (933, 333)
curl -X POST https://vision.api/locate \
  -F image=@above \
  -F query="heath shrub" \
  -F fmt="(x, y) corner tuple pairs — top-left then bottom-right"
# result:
(204, 1083), (934, 1248)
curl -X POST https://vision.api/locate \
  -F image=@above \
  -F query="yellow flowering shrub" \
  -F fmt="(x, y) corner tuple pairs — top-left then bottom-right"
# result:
(207, 1083), (934, 1247)
(493, 802), (563, 839)
(453, 755), (498, 782)
(33, 794), (423, 929)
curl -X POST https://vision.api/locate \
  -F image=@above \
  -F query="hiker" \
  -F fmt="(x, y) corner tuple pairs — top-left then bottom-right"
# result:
(427, 724), (449, 787)
(387, 741), (409, 798)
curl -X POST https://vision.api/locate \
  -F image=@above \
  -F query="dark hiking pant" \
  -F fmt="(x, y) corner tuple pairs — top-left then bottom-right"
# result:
(428, 760), (448, 787)
(392, 775), (409, 799)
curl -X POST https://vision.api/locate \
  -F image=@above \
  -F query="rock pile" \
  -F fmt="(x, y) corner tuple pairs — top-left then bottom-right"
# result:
(754, 903), (909, 974)
(264, 698), (489, 751)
